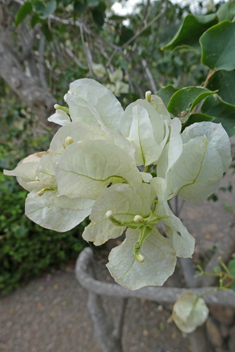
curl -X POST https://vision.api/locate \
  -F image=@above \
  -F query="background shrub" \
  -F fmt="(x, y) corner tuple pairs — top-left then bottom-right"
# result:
(0, 99), (88, 295)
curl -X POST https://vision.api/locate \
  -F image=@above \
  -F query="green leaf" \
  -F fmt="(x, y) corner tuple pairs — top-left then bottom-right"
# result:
(92, 7), (105, 28)
(217, 1), (235, 22)
(201, 95), (235, 137)
(15, 1), (32, 27)
(41, 23), (53, 42)
(232, 283), (235, 293)
(228, 259), (235, 270)
(158, 85), (179, 107)
(108, 14), (127, 21)
(200, 21), (235, 71)
(207, 69), (235, 105)
(182, 113), (214, 130)
(30, 13), (40, 28)
(119, 26), (135, 46)
(74, 0), (88, 13)
(167, 87), (214, 117)
(42, 0), (57, 18)
(162, 14), (218, 51)
(230, 268), (235, 278)
(214, 266), (221, 274)
(33, 1), (46, 14)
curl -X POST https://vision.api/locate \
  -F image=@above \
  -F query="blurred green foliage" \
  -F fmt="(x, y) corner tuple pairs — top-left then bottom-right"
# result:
(0, 92), (88, 295)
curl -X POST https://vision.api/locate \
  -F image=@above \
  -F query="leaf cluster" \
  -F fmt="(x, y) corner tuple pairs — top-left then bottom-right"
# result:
(161, 1), (235, 136)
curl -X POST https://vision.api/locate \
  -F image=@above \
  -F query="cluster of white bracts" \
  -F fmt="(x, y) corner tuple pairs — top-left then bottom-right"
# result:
(4, 79), (232, 290)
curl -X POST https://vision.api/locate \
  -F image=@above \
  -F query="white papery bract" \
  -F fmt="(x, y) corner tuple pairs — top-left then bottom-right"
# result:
(169, 291), (209, 333)
(166, 122), (231, 202)
(64, 78), (124, 133)
(4, 151), (94, 232)
(120, 98), (170, 166)
(56, 139), (142, 200)
(48, 109), (71, 126)
(83, 178), (194, 289)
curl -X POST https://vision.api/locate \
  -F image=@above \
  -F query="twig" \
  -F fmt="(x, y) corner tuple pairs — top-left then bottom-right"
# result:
(60, 43), (86, 69)
(80, 25), (93, 75)
(38, 33), (48, 89)
(121, 10), (163, 49)
(142, 59), (157, 93)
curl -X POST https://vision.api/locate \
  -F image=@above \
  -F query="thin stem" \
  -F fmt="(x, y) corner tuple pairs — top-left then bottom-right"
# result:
(203, 69), (216, 88)
(219, 256), (230, 275)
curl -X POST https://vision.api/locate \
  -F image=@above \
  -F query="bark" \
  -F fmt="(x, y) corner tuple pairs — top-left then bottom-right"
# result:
(0, 26), (56, 122)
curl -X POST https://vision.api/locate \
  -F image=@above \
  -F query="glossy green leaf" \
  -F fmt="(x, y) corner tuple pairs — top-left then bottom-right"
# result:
(217, 1), (235, 22)
(207, 69), (235, 105)
(230, 268), (235, 278)
(167, 87), (213, 117)
(182, 113), (214, 130)
(201, 95), (235, 137)
(162, 14), (218, 51)
(200, 21), (235, 71)
(15, 1), (32, 27)
(158, 85), (179, 107)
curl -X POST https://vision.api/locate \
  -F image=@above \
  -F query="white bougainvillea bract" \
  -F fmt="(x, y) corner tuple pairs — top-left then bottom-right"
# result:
(4, 78), (232, 290)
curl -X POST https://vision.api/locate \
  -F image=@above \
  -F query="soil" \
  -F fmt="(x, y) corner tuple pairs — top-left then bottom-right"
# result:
(1, 141), (235, 352)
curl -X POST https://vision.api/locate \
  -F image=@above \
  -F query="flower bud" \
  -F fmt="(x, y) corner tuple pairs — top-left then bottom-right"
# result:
(134, 215), (144, 224)
(106, 210), (114, 220)
(145, 90), (152, 103)
(65, 136), (74, 146)
(37, 189), (45, 196)
(136, 253), (145, 263)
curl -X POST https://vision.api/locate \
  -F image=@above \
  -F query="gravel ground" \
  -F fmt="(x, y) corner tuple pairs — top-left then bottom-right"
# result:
(0, 265), (191, 352)
(1, 143), (235, 352)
